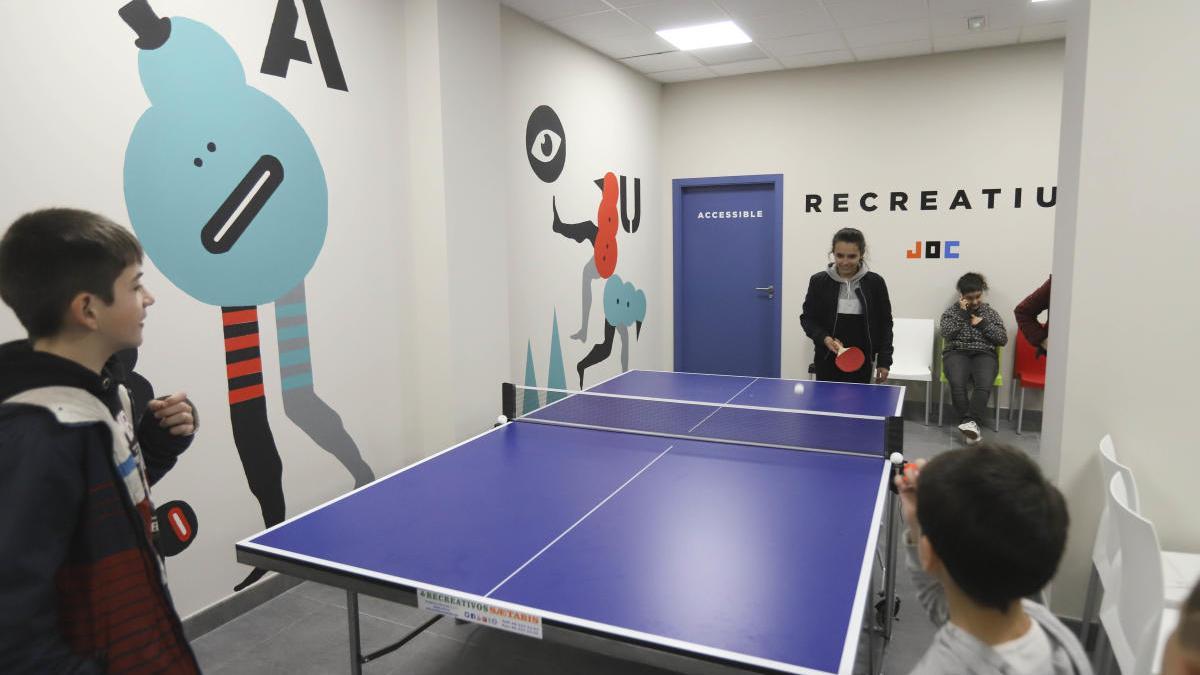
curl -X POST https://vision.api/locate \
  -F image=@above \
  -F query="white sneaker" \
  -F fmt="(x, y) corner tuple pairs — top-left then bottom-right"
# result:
(957, 420), (981, 443)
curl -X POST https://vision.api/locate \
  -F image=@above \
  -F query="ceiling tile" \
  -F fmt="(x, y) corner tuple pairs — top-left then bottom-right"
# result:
(777, 49), (855, 68)
(502, 0), (612, 22)
(583, 31), (678, 59)
(1019, 21), (1066, 43)
(710, 57), (784, 75)
(765, 30), (846, 56)
(621, 50), (704, 72)
(933, 26), (1021, 52)
(619, 0), (731, 31)
(714, 0), (822, 19)
(739, 8), (837, 40)
(692, 42), (768, 65)
(843, 18), (930, 48)
(852, 38), (931, 62)
(927, 0), (1026, 14)
(548, 10), (644, 41)
(653, 66), (719, 82)
(825, 0), (930, 29)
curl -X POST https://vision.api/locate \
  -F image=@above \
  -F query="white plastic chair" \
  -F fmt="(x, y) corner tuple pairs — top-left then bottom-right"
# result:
(1095, 436), (1200, 610)
(887, 318), (935, 425)
(1100, 472), (1180, 675)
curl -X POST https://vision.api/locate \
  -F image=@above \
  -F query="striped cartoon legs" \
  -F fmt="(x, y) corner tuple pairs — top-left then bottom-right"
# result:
(275, 284), (374, 488)
(222, 306), (285, 591)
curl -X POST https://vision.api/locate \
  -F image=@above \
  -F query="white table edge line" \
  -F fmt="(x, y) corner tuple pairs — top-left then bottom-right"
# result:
(837, 461), (891, 675)
(520, 386), (888, 420)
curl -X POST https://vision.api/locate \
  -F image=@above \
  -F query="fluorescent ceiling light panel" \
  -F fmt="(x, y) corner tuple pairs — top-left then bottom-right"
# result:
(657, 21), (751, 51)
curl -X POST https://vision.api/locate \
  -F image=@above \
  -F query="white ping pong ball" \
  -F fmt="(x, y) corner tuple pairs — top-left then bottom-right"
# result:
(793, 383), (806, 395)
(889, 452), (904, 465)
(497, 415), (508, 425)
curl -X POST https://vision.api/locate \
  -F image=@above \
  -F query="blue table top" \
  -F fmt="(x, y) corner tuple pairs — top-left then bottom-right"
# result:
(240, 370), (899, 674)
(590, 369), (905, 418)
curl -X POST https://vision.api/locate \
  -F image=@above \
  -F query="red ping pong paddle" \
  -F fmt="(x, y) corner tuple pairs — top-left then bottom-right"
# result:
(835, 346), (866, 372)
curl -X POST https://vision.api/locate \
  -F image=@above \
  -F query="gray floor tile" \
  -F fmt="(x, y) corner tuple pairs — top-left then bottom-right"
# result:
(192, 591), (325, 672)
(290, 582), (437, 632)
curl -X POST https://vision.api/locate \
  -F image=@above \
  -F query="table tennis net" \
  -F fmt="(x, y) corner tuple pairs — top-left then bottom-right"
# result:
(502, 384), (902, 458)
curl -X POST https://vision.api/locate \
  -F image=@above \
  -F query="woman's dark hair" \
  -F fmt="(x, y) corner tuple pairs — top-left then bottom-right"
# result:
(830, 228), (867, 257)
(956, 272), (988, 295)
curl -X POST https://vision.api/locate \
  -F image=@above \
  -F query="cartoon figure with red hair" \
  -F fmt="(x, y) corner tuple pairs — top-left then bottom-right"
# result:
(550, 171), (644, 385)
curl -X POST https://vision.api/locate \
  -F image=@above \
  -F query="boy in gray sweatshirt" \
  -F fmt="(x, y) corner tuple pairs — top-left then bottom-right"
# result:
(895, 444), (1093, 675)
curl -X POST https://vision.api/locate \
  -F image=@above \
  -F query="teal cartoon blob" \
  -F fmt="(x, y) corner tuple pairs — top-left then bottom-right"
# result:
(124, 16), (326, 306)
(120, 0), (373, 592)
(577, 275), (646, 386)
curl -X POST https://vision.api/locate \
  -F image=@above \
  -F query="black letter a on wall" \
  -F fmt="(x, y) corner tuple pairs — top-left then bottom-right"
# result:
(261, 0), (348, 92)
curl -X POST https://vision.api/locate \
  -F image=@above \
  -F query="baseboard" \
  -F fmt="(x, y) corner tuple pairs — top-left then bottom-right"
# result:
(899, 399), (1043, 430)
(181, 572), (303, 641)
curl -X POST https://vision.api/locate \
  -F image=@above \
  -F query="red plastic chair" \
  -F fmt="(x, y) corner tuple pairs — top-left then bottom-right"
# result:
(1008, 334), (1046, 434)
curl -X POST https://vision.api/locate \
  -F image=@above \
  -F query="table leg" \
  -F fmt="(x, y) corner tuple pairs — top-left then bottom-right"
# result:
(883, 489), (899, 643)
(347, 590), (363, 675)
(866, 569), (878, 675)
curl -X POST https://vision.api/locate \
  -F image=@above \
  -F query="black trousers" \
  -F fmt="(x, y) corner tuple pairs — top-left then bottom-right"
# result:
(943, 349), (997, 424)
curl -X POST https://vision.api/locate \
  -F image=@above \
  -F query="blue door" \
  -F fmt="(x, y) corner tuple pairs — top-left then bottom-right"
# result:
(674, 175), (782, 377)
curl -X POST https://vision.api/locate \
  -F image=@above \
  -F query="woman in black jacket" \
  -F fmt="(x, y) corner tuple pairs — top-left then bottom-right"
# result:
(800, 228), (894, 384)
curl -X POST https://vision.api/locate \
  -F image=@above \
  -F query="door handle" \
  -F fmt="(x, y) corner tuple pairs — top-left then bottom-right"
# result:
(755, 285), (775, 299)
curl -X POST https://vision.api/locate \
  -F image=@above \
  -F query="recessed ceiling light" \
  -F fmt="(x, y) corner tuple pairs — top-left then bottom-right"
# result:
(967, 15), (986, 30)
(1031, 0), (1056, 3)
(657, 21), (751, 51)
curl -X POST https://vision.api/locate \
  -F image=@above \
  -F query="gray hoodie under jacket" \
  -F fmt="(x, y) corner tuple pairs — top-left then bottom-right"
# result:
(825, 260), (870, 312)
(906, 541), (1094, 675)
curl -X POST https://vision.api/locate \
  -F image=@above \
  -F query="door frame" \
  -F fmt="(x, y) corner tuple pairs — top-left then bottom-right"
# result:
(672, 173), (784, 377)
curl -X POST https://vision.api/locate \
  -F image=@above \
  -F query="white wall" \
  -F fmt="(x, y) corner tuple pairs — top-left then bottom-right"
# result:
(0, 0), (412, 617)
(1044, 0), (1200, 616)
(438, 1), (511, 440)
(661, 43), (1064, 409)
(502, 9), (666, 391)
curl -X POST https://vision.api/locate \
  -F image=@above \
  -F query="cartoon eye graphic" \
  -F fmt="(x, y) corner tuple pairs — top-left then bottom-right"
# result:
(529, 130), (562, 164)
(525, 105), (566, 183)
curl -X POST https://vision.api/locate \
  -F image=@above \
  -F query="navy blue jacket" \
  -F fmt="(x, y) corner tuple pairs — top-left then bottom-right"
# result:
(0, 341), (198, 673)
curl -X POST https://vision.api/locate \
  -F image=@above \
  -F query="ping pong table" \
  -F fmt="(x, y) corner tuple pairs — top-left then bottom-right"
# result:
(236, 370), (907, 675)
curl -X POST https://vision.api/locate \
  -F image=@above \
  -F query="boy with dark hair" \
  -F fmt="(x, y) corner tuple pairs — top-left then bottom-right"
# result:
(939, 272), (1007, 444)
(0, 208), (200, 673)
(895, 444), (1092, 674)
(1164, 580), (1200, 675)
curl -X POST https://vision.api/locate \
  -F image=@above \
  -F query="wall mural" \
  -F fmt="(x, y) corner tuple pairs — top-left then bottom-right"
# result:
(522, 310), (568, 412)
(119, 0), (373, 591)
(527, 106), (647, 389)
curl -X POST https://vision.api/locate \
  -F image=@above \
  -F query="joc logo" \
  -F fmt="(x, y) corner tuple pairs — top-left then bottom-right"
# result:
(907, 240), (960, 259)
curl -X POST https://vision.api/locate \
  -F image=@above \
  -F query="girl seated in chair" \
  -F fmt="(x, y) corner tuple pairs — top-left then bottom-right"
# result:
(940, 273), (1007, 444)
